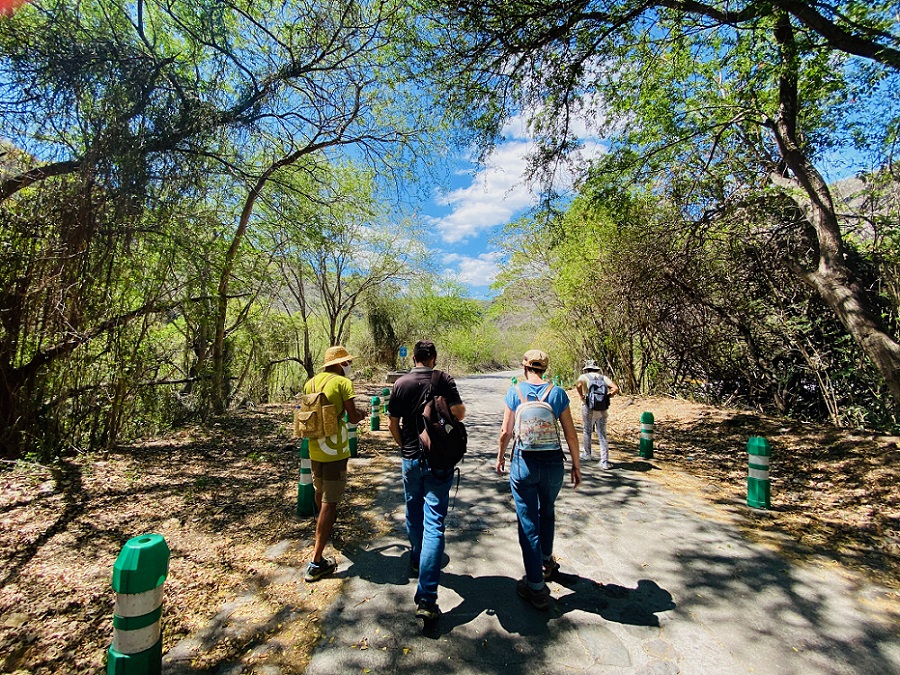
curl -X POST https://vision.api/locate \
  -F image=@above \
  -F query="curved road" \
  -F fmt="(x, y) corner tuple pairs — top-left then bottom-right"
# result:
(301, 371), (899, 675)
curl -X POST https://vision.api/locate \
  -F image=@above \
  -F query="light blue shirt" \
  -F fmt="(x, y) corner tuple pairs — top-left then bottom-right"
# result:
(505, 382), (570, 417)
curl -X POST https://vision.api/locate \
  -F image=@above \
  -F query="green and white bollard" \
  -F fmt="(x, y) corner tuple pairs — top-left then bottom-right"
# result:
(108, 534), (170, 675)
(347, 414), (358, 458)
(747, 436), (771, 509)
(511, 376), (517, 385)
(639, 411), (655, 458)
(381, 387), (390, 415)
(297, 438), (315, 517)
(370, 396), (381, 431)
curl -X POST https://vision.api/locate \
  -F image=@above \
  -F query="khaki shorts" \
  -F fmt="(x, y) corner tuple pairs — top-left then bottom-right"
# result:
(311, 458), (348, 504)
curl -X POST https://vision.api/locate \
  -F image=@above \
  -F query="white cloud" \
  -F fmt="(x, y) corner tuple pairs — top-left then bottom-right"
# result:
(432, 141), (536, 244)
(443, 251), (504, 288)
(431, 113), (607, 244)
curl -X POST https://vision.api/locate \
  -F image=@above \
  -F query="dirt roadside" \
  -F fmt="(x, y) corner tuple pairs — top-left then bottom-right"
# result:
(1, 386), (897, 674)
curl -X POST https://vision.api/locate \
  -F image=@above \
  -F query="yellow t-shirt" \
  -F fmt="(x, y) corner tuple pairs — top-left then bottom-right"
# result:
(304, 372), (354, 462)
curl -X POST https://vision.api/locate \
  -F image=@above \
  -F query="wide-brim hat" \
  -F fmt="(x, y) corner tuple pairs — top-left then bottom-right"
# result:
(522, 349), (549, 370)
(582, 359), (601, 372)
(323, 345), (354, 367)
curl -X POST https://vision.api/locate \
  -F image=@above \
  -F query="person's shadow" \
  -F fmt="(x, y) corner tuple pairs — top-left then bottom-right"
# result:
(336, 543), (675, 638)
(432, 570), (675, 638)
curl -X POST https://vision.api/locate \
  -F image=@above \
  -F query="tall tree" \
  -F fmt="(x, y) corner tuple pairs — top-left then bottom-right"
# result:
(421, 0), (900, 406)
(263, 162), (425, 378)
(0, 0), (438, 454)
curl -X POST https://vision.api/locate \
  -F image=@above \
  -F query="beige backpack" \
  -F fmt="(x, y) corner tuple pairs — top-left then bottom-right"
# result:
(294, 374), (339, 439)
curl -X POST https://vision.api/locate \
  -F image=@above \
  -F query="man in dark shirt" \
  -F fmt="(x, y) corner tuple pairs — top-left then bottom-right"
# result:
(387, 339), (465, 622)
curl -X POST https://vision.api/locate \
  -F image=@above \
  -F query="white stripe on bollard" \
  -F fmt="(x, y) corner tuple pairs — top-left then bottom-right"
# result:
(749, 467), (770, 480)
(748, 454), (770, 467)
(113, 621), (161, 654)
(114, 586), (164, 617)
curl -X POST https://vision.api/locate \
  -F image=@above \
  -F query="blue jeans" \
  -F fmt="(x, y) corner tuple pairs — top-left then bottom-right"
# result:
(509, 450), (565, 588)
(402, 457), (454, 606)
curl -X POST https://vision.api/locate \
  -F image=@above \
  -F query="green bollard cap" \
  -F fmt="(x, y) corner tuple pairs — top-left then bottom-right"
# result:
(511, 376), (517, 384)
(640, 411), (654, 423)
(747, 436), (771, 456)
(112, 534), (170, 595)
(371, 396), (381, 405)
(381, 388), (390, 395)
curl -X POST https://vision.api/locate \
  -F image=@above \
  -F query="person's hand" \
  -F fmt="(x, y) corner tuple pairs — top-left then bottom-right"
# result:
(496, 454), (506, 476)
(570, 465), (582, 488)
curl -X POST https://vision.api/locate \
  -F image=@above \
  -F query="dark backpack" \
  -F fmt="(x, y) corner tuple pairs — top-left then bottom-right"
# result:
(585, 374), (610, 411)
(418, 370), (467, 471)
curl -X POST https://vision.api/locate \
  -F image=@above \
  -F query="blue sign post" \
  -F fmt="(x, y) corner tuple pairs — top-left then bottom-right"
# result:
(399, 346), (407, 358)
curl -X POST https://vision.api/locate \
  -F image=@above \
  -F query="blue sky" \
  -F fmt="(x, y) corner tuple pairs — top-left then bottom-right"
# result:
(423, 105), (881, 301)
(420, 114), (606, 300)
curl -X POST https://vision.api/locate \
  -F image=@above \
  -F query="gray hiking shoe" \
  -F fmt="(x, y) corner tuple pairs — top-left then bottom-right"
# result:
(305, 556), (337, 582)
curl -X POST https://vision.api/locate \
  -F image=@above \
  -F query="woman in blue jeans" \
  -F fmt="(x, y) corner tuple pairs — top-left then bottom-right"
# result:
(496, 349), (582, 610)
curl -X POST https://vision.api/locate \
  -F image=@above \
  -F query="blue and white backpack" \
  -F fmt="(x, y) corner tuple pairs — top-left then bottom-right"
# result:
(513, 384), (561, 452)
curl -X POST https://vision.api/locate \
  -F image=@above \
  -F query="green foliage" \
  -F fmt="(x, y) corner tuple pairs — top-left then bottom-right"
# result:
(0, 0), (447, 458)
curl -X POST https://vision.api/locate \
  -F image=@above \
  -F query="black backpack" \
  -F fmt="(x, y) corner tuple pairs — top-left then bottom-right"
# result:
(417, 370), (467, 471)
(585, 374), (611, 411)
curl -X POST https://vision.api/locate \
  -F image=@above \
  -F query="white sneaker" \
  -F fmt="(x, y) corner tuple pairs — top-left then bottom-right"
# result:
(580, 453), (591, 462)
(600, 462), (610, 470)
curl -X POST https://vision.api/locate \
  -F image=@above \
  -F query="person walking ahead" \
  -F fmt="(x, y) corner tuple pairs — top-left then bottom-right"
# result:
(575, 360), (619, 469)
(388, 340), (466, 622)
(304, 345), (366, 582)
(497, 349), (581, 610)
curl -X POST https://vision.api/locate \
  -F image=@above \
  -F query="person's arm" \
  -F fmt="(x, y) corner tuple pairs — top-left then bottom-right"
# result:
(342, 397), (365, 425)
(575, 377), (586, 403)
(496, 406), (514, 475)
(450, 403), (466, 420)
(388, 415), (403, 447)
(608, 378), (620, 397)
(558, 407), (582, 488)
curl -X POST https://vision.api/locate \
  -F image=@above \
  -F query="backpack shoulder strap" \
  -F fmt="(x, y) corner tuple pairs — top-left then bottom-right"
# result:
(538, 384), (553, 402)
(313, 373), (336, 394)
(514, 384), (526, 404)
(425, 369), (441, 403)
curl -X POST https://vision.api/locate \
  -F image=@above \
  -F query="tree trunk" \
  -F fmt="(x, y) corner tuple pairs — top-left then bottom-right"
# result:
(772, 13), (900, 407)
(0, 366), (23, 459)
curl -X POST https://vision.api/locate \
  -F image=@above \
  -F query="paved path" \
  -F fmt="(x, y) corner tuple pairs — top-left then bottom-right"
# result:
(302, 371), (898, 675)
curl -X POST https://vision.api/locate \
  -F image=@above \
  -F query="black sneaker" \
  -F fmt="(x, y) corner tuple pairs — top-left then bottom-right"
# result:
(305, 556), (337, 582)
(415, 601), (441, 621)
(542, 557), (560, 581)
(517, 578), (550, 611)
